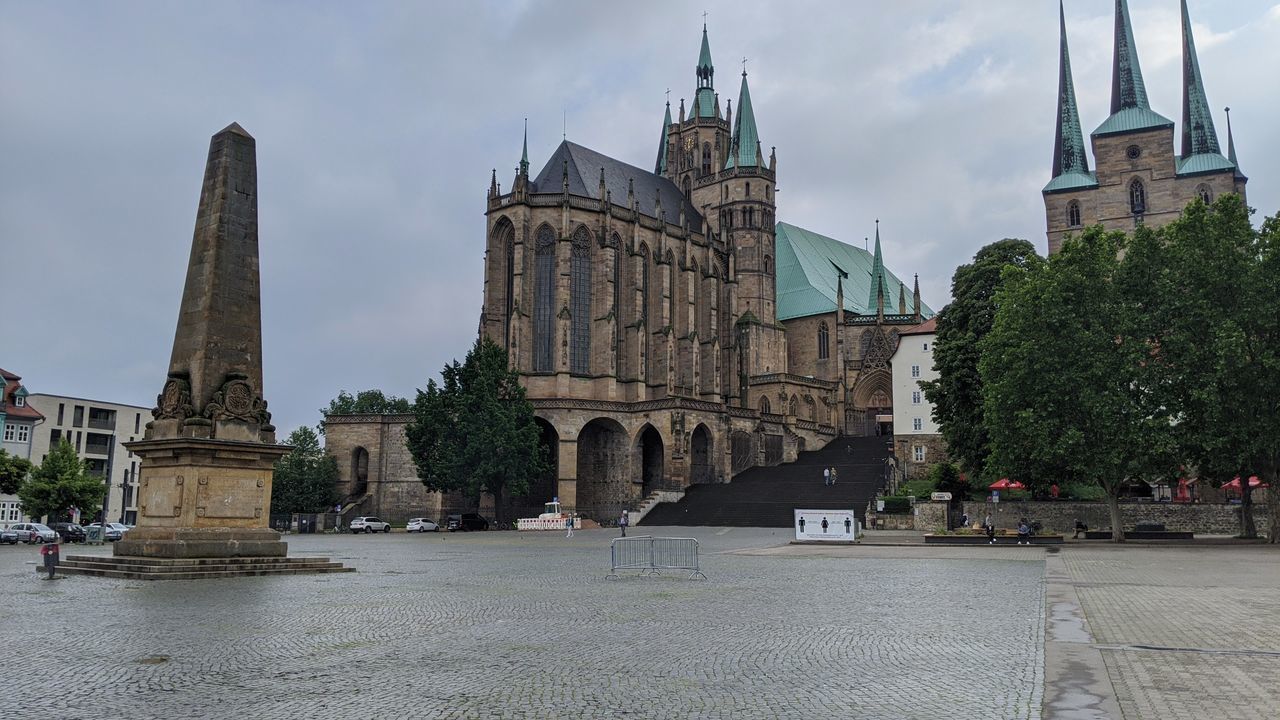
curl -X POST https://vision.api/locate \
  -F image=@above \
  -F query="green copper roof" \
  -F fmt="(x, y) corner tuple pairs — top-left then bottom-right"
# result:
(1093, 106), (1173, 137)
(1050, 2), (1093, 190)
(655, 102), (671, 173)
(698, 24), (713, 71)
(775, 222), (933, 321)
(1176, 153), (1236, 176)
(1226, 108), (1246, 180)
(1043, 170), (1098, 194)
(1096, 0), (1172, 136)
(1180, 0), (1222, 158)
(725, 72), (760, 169)
(696, 88), (717, 118)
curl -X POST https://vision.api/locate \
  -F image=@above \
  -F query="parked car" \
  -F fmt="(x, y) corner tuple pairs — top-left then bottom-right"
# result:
(349, 516), (392, 534)
(49, 522), (87, 543)
(10, 523), (58, 543)
(1, 527), (19, 544)
(446, 513), (490, 532)
(406, 518), (439, 533)
(87, 523), (125, 541)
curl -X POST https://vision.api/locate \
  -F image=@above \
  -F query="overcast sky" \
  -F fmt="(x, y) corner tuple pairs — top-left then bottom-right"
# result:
(2, 0), (1276, 437)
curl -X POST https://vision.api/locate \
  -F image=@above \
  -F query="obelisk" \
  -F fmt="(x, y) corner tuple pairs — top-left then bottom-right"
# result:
(117, 123), (290, 559)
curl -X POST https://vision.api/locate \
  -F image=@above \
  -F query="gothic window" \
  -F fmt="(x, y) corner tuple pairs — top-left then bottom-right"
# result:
(701, 143), (711, 177)
(666, 251), (676, 327)
(533, 224), (556, 372)
(727, 209), (734, 228)
(745, 207), (754, 227)
(817, 322), (829, 360)
(683, 176), (692, 201)
(1067, 200), (1081, 228)
(639, 243), (651, 323)
(745, 182), (751, 198)
(763, 255), (772, 275)
(611, 233), (622, 351)
(788, 395), (799, 416)
(570, 226), (592, 375)
(759, 396), (771, 414)
(1129, 178), (1146, 216)
(1197, 184), (1212, 204)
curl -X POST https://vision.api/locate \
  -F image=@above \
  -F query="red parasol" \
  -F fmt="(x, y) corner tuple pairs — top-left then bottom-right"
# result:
(1222, 476), (1268, 491)
(989, 478), (1026, 490)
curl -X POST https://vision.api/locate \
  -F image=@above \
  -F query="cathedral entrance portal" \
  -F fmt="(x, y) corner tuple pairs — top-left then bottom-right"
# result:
(512, 418), (560, 518)
(636, 424), (664, 498)
(576, 418), (631, 522)
(690, 424), (713, 484)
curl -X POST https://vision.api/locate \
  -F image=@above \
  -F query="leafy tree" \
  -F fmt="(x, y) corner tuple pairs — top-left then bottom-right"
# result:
(1127, 197), (1280, 540)
(18, 440), (105, 522)
(405, 337), (548, 525)
(980, 227), (1169, 542)
(928, 462), (970, 500)
(921, 239), (1041, 481)
(318, 389), (412, 433)
(0, 449), (33, 495)
(270, 426), (339, 514)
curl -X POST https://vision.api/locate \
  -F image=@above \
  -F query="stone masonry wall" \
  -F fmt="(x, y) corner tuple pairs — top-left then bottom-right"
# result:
(961, 500), (1272, 536)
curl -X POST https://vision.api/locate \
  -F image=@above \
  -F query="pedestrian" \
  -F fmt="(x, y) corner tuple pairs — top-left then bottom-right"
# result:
(830, 467), (837, 486)
(1018, 519), (1031, 545)
(823, 467), (831, 486)
(985, 515), (996, 545)
(40, 538), (60, 579)
(961, 512), (970, 529)
(1074, 519), (1088, 539)
(619, 510), (628, 537)
(565, 514), (574, 538)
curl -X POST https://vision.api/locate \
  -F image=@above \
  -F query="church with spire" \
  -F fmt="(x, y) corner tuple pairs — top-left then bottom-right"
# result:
(464, 23), (933, 522)
(1044, 0), (1248, 254)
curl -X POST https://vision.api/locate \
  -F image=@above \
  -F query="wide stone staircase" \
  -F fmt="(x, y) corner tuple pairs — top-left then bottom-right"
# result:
(640, 435), (891, 528)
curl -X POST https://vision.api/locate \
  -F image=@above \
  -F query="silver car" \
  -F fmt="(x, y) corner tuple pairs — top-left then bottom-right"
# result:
(1, 527), (19, 544)
(9, 523), (58, 543)
(88, 522), (127, 541)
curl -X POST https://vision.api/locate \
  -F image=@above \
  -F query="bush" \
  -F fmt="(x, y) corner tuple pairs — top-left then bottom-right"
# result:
(1063, 482), (1105, 501)
(881, 496), (913, 514)
(898, 477), (938, 500)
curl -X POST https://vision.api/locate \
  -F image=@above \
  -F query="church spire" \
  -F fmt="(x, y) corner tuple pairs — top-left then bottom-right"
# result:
(1051, 1), (1089, 179)
(655, 100), (672, 174)
(725, 69), (760, 168)
(1111, 0), (1149, 114)
(867, 220), (886, 314)
(1180, 0), (1221, 158)
(694, 23), (716, 118)
(519, 118), (529, 177)
(1225, 107), (1247, 180)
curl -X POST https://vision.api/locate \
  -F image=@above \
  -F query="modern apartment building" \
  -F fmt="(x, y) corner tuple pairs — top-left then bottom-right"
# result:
(27, 394), (149, 524)
(1, 368), (45, 523)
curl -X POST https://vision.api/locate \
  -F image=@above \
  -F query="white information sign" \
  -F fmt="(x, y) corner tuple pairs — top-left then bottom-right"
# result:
(794, 509), (858, 542)
(930, 492), (953, 501)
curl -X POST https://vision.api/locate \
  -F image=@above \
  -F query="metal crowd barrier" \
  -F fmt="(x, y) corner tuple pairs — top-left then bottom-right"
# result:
(606, 536), (706, 580)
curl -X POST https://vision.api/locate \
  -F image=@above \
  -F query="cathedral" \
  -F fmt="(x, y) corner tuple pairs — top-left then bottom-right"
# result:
(1043, 0), (1247, 254)
(326, 23), (932, 524)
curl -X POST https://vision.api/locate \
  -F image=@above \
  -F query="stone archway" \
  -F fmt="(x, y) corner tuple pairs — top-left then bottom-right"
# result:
(351, 447), (369, 497)
(510, 418), (560, 519)
(635, 423), (665, 498)
(690, 424), (713, 484)
(576, 418), (631, 522)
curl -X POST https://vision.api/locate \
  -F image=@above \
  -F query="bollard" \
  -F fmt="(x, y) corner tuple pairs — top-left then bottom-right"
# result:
(40, 541), (60, 579)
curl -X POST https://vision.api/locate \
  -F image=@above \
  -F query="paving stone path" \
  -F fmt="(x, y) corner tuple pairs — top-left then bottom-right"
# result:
(3, 528), (1043, 719)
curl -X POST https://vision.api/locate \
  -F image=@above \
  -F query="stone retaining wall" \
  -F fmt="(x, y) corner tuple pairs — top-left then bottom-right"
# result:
(960, 500), (1272, 536)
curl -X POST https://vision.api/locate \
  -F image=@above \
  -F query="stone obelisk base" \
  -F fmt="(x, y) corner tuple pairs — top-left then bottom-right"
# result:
(117, 436), (290, 560)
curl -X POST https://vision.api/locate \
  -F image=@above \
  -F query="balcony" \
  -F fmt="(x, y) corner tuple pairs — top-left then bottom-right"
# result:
(87, 415), (116, 431)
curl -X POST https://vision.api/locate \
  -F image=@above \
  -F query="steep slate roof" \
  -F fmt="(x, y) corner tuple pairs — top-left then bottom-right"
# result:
(1175, 0), (1236, 178)
(1045, 1), (1097, 194)
(1095, 0), (1173, 137)
(531, 141), (702, 227)
(775, 222), (933, 322)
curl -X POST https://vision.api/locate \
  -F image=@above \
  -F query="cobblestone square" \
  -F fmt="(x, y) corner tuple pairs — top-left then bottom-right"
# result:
(3, 530), (1276, 719)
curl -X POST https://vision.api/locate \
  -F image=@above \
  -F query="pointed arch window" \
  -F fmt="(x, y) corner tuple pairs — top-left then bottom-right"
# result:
(570, 226), (592, 375)
(639, 243), (651, 324)
(666, 251), (676, 328)
(1196, 184), (1212, 205)
(682, 176), (692, 201)
(759, 396), (771, 414)
(763, 255), (772, 276)
(1067, 200), (1081, 228)
(611, 233), (622, 353)
(533, 224), (556, 372)
(1129, 178), (1146, 216)
(701, 143), (712, 177)
(817, 321), (830, 360)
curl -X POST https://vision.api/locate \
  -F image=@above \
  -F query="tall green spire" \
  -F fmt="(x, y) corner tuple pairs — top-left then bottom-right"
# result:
(1111, 0), (1148, 114)
(725, 70), (760, 169)
(694, 23), (717, 118)
(1225, 107), (1246, 180)
(866, 220), (885, 313)
(1051, 1), (1090, 181)
(519, 118), (529, 176)
(655, 101), (672, 174)
(1180, 0), (1221, 158)
(1095, 0), (1172, 137)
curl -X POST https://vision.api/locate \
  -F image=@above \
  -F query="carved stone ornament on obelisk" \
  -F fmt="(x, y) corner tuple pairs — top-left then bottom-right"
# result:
(117, 123), (290, 559)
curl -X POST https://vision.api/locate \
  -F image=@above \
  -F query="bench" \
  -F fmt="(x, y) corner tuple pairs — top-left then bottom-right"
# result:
(1082, 530), (1194, 540)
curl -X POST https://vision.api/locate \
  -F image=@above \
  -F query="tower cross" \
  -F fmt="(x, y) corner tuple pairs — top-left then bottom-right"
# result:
(742, 56), (748, 75)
